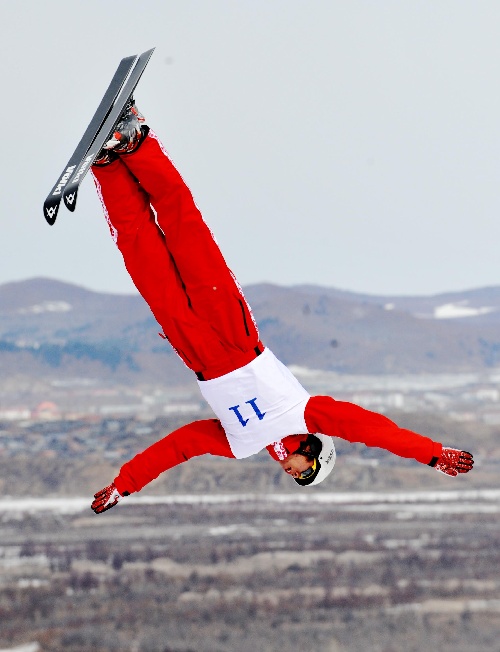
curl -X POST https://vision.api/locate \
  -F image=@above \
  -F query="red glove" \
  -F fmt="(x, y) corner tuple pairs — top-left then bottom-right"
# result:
(429, 447), (474, 477)
(91, 483), (127, 514)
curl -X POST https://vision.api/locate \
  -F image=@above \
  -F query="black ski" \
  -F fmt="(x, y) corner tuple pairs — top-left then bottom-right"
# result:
(43, 54), (136, 226)
(62, 47), (155, 213)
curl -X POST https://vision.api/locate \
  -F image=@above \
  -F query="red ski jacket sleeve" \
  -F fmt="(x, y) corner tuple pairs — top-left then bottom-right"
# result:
(114, 395), (442, 495)
(114, 419), (235, 495)
(303, 395), (441, 464)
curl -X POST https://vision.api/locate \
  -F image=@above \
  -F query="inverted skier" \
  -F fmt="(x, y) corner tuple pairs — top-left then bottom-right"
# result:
(90, 103), (474, 514)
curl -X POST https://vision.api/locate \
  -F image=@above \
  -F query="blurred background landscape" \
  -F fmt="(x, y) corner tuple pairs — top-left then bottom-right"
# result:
(3, 1), (500, 649)
(0, 278), (499, 652)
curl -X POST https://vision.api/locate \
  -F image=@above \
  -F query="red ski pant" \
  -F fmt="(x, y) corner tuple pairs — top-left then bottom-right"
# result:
(92, 130), (261, 379)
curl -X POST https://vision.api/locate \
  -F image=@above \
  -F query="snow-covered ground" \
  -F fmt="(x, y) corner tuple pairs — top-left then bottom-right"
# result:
(0, 643), (40, 652)
(433, 302), (496, 319)
(0, 489), (498, 516)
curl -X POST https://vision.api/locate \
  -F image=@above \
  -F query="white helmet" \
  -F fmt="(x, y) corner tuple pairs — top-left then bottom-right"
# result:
(293, 433), (336, 487)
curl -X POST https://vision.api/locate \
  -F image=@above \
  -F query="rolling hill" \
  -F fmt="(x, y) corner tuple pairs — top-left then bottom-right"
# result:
(1, 277), (500, 383)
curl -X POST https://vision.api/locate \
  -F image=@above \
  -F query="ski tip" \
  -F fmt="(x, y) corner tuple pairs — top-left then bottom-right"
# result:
(141, 47), (156, 59)
(63, 189), (78, 212)
(43, 199), (60, 226)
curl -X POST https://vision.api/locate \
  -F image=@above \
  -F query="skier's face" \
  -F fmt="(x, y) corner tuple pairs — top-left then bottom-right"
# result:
(278, 453), (314, 479)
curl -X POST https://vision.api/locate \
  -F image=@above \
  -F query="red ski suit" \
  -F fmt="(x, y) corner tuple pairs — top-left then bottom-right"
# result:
(92, 131), (442, 496)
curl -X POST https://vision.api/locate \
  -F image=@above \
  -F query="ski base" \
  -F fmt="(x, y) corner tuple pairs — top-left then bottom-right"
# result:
(62, 48), (155, 214)
(43, 48), (154, 224)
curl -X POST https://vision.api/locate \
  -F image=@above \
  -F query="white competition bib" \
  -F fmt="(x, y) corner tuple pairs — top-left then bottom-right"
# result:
(197, 348), (310, 459)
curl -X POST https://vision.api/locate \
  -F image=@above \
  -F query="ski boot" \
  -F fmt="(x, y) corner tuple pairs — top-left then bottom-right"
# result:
(93, 98), (148, 166)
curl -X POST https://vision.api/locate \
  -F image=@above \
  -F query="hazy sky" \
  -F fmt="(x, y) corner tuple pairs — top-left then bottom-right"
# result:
(3, 1), (500, 297)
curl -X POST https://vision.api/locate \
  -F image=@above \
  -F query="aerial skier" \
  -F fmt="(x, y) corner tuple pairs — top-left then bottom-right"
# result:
(89, 103), (474, 514)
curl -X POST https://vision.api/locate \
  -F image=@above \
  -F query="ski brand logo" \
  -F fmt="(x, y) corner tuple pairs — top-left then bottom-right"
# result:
(228, 397), (267, 427)
(45, 206), (57, 220)
(325, 449), (335, 464)
(52, 165), (76, 195)
(72, 155), (93, 184)
(65, 192), (76, 206)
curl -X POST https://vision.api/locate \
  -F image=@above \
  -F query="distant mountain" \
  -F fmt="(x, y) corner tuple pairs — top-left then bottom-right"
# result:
(1, 277), (500, 382)
(292, 284), (500, 323)
(244, 283), (500, 373)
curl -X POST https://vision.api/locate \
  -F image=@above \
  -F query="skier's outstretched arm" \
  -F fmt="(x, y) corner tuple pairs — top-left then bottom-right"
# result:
(304, 395), (473, 475)
(91, 419), (234, 514)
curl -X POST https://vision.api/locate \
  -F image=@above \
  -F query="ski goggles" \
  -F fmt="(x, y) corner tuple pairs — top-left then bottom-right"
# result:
(298, 457), (317, 480)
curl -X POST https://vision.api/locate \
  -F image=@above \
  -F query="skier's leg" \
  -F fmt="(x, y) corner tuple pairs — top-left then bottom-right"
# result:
(118, 129), (262, 377)
(91, 158), (241, 372)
